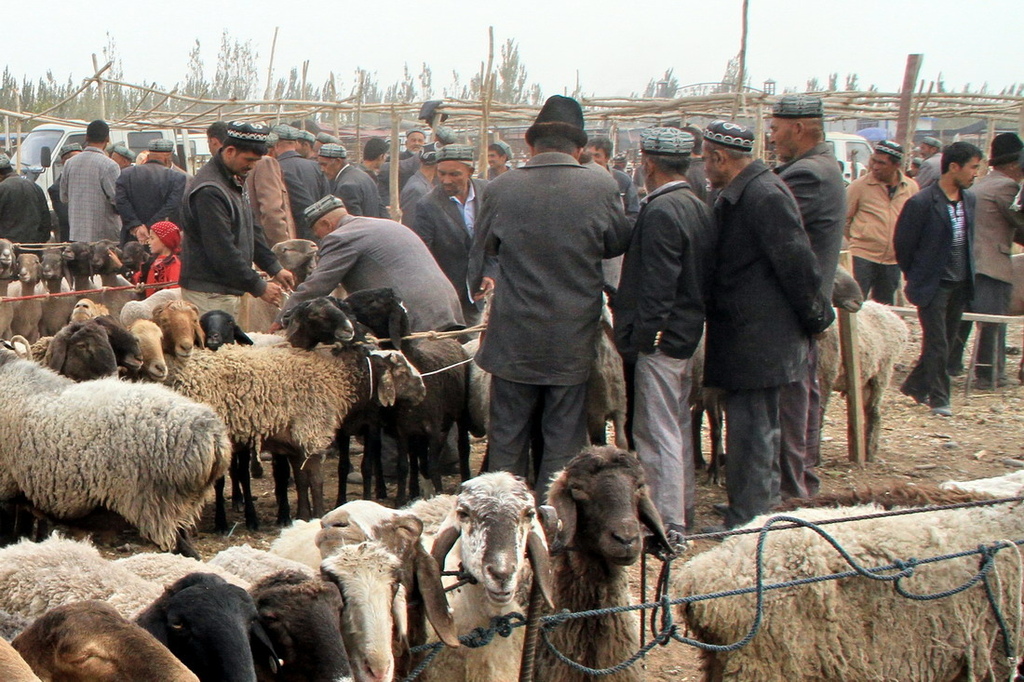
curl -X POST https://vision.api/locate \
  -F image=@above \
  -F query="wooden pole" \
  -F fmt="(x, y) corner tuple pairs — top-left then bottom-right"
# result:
(355, 71), (365, 164)
(732, 0), (749, 119)
(389, 107), (401, 222)
(480, 27), (495, 178)
(753, 102), (765, 161)
(299, 61), (309, 126)
(1019, 103), (1024, 138)
(92, 53), (106, 120)
(895, 54), (923, 160)
(838, 251), (867, 464)
(981, 117), (996, 176)
(263, 27), (280, 103)
(14, 91), (22, 173)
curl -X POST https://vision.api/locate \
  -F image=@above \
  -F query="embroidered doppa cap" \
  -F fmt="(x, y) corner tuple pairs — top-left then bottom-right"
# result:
(227, 121), (271, 143)
(702, 120), (755, 151)
(920, 136), (942, 150)
(434, 126), (457, 145)
(0, 153), (10, 170)
(491, 140), (512, 158)
(436, 144), (475, 164)
(318, 143), (348, 159)
(271, 124), (300, 141)
(772, 94), (824, 119)
(316, 132), (341, 145)
(640, 128), (694, 156)
(874, 140), (904, 161)
(149, 138), (175, 153)
(296, 129), (316, 145)
(304, 195), (346, 225)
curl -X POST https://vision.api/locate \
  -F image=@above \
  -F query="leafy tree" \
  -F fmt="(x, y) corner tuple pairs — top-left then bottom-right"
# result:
(212, 30), (259, 100)
(182, 40), (207, 98)
(844, 73), (859, 90)
(643, 69), (680, 98)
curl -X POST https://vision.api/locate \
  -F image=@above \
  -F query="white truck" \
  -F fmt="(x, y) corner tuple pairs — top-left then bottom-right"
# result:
(825, 132), (875, 186)
(18, 124), (210, 193)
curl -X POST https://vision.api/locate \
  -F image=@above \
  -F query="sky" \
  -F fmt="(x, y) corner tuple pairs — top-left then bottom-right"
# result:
(3, 0), (1019, 104)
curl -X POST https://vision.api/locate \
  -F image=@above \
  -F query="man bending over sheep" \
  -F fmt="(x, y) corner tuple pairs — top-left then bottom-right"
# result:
(275, 194), (464, 333)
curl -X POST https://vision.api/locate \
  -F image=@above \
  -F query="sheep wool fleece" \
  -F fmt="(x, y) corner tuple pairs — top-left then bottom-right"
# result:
(0, 351), (231, 551)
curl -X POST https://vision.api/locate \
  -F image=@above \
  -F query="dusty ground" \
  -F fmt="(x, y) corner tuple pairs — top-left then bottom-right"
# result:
(88, 316), (1024, 680)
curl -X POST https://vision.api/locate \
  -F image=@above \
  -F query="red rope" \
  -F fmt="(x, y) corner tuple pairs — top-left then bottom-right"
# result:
(0, 281), (179, 303)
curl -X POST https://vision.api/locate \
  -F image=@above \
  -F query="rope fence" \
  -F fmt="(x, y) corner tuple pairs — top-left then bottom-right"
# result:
(399, 496), (1024, 682)
(0, 280), (179, 304)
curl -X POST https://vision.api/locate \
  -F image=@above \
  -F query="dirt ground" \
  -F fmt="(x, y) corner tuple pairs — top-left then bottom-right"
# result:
(89, 315), (1024, 680)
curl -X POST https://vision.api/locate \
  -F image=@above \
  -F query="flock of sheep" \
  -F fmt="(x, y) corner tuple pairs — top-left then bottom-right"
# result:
(0, 235), (1021, 682)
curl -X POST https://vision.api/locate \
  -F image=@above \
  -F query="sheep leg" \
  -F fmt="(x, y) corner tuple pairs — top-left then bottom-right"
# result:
(708, 400), (726, 485)
(213, 475), (228, 533)
(361, 427), (386, 501)
(395, 436), (411, 506)
(292, 448), (324, 521)
(0, 502), (15, 544)
(691, 399), (707, 470)
(272, 454), (293, 526)
(863, 378), (882, 461)
(251, 453), (264, 480)
(336, 434), (351, 507)
(427, 432), (445, 496)
(232, 445), (259, 531)
(408, 435), (426, 501)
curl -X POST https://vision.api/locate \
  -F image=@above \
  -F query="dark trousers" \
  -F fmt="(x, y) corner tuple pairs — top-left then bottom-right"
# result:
(487, 377), (589, 499)
(778, 341), (821, 500)
(948, 274), (1012, 381)
(724, 386), (782, 528)
(901, 280), (971, 408)
(852, 256), (901, 305)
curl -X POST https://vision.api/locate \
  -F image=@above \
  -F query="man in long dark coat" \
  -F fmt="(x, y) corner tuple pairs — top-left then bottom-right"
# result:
(468, 96), (631, 497)
(273, 124), (331, 241)
(770, 94), (846, 500)
(700, 120), (834, 530)
(115, 138), (187, 244)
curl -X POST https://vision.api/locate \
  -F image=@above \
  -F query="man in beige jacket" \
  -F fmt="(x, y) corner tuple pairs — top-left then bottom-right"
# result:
(845, 140), (918, 304)
(245, 130), (296, 246)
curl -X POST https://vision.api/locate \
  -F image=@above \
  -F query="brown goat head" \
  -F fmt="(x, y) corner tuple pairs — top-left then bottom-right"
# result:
(152, 300), (205, 359)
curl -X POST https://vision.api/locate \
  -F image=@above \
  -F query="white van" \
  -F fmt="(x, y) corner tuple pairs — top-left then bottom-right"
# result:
(18, 124), (209, 195)
(825, 132), (875, 186)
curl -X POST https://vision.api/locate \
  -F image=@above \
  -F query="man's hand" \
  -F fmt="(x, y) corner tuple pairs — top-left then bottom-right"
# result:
(260, 281), (286, 307)
(107, 248), (123, 270)
(269, 321), (283, 333)
(273, 269), (296, 292)
(472, 277), (495, 302)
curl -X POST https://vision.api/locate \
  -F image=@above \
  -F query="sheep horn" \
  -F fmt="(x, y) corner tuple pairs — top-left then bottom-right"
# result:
(637, 489), (672, 554)
(430, 524), (461, 568)
(414, 551), (459, 648)
(526, 524), (556, 611)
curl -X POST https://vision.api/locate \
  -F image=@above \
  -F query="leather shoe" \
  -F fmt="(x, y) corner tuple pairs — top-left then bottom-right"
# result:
(712, 503), (730, 517)
(930, 405), (953, 417)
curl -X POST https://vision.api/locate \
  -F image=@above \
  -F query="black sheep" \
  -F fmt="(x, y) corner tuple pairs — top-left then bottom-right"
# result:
(281, 296), (357, 350)
(344, 287), (410, 350)
(200, 310), (254, 351)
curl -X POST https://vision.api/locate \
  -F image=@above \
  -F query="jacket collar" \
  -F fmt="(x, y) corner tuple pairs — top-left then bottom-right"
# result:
(718, 159), (771, 205)
(862, 170), (913, 191)
(642, 179), (691, 205)
(774, 142), (833, 174)
(524, 151), (583, 169)
(212, 153), (244, 192)
(277, 150), (301, 161)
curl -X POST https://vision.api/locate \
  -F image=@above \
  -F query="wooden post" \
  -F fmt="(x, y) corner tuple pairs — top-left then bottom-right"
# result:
(753, 102), (765, 161)
(3, 115), (9, 154)
(1018, 102), (1024, 138)
(895, 55), (923, 160)
(981, 118), (996, 176)
(13, 91), (21, 173)
(389, 107), (401, 222)
(92, 53), (106, 120)
(732, 0), (749, 119)
(263, 27), (280, 103)
(479, 27), (495, 178)
(355, 71), (364, 165)
(838, 251), (867, 463)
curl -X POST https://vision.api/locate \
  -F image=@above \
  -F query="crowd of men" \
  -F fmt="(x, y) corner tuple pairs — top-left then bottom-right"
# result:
(1, 94), (1022, 542)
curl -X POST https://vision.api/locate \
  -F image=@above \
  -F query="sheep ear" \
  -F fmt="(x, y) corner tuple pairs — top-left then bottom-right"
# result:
(249, 618), (282, 673)
(414, 548), (459, 648)
(233, 325), (254, 345)
(192, 318), (206, 348)
(526, 514), (556, 611)
(46, 333), (69, 373)
(637, 486), (672, 553)
(546, 477), (576, 553)
(376, 363), (397, 407)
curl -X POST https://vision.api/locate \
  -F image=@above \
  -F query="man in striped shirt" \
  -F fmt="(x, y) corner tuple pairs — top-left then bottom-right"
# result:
(894, 142), (984, 416)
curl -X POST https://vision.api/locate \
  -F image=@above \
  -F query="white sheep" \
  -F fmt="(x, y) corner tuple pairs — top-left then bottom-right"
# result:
(119, 286), (181, 327)
(816, 300), (908, 458)
(0, 536), (163, 621)
(208, 544), (314, 583)
(672, 503), (1024, 681)
(413, 472), (555, 682)
(113, 552), (250, 589)
(0, 349), (231, 555)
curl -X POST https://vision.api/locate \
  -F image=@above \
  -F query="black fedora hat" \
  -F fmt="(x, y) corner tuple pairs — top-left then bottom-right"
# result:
(525, 95), (588, 148)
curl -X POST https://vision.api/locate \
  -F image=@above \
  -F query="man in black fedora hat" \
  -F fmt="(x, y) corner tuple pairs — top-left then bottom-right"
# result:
(468, 95), (631, 497)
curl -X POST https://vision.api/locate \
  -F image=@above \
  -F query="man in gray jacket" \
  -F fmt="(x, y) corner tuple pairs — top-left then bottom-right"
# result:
(770, 94), (846, 500)
(278, 195), (464, 333)
(274, 125), (331, 241)
(468, 96), (631, 497)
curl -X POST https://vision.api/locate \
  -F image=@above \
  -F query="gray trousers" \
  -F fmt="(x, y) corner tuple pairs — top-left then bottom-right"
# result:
(181, 289), (242, 318)
(778, 342), (821, 500)
(724, 386), (782, 528)
(632, 350), (695, 529)
(487, 377), (588, 499)
(950, 274), (1013, 381)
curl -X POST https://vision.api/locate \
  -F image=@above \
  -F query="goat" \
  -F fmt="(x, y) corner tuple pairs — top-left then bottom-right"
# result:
(272, 239), (319, 285)
(70, 298), (109, 323)
(38, 247), (75, 337)
(88, 240), (137, 319)
(281, 296), (358, 350)
(10, 254), (43, 343)
(199, 310), (254, 350)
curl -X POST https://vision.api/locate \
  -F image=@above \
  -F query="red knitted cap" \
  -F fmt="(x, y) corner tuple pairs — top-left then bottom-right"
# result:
(150, 221), (181, 254)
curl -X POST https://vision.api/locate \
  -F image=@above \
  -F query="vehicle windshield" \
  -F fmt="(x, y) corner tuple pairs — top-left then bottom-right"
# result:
(19, 129), (64, 168)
